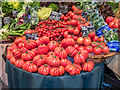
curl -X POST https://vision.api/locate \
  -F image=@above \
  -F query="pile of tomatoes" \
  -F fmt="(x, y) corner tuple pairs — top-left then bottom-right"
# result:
(25, 6), (90, 41)
(106, 16), (120, 29)
(7, 36), (95, 76)
(76, 31), (110, 55)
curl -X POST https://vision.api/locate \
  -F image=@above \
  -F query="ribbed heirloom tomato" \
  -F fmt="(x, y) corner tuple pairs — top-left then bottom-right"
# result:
(14, 59), (25, 68)
(82, 61), (94, 72)
(21, 51), (35, 61)
(38, 44), (49, 55)
(36, 36), (50, 46)
(65, 63), (82, 76)
(31, 48), (38, 55)
(33, 55), (46, 67)
(65, 46), (78, 57)
(14, 36), (26, 45)
(7, 51), (13, 60)
(61, 38), (75, 48)
(7, 43), (17, 51)
(47, 51), (55, 57)
(12, 48), (21, 58)
(22, 61), (38, 73)
(61, 59), (72, 67)
(54, 47), (67, 59)
(20, 47), (28, 53)
(48, 41), (59, 51)
(46, 56), (60, 67)
(18, 41), (25, 49)
(50, 66), (65, 76)
(10, 57), (16, 64)
(38, 64), (51, 76)
(25, 39), (37, 50)
(74, 52), (86, 64)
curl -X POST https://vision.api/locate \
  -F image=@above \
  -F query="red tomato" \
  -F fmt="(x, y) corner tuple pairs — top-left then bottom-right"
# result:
(99, 36), (104, 42)
(106, 16), (114, 24)
(21, 51), (35, 61)
(61, 59), (72, 67)
(73, 27), (80, 35)
(70, 19), (77, 26)
(93, 36), (99, 42)
(78, 46), (84, 52)
(14, 59), (25, 68)
(33, 55), (46, 67)
(70, 13), (75, 18)
(50, 66), (65, 76)
(31, 48), (38, 55)
(38, 44), (49, 55)
(25, 39), (37, 49)
(36, 36), (50, 46)
(7, 43), (17, 52)
(68, 26), (74, 33)
(77, 37), (84, 44)
(102, 46), (109, 54)
(21, 47), (28, 53)
(88, 31), (95, 38)
(91, 42), (98, 48)
(60, 14), (65, 20)
(54, 47), (68, 59)
(65, 46), (78, 57)
(7, 51), (13, 60)
(66, 34), (73, 38)
(12, 48), (21, 58)
(74, 44), (79, 50)
(64, 16), (68, 21)
(82, 61), (94, 72)
(93, 47), (102, 55)
(65, 63), (82, 76)
(48, 41), (59, 51)
(18, 42), (25, 49)
(38, 64), (51, 76)
(47, 51), (55, 57)
(84, 46), (93, 53)
(10, 56), (16, 64)
(24, 29), (34, 34)
(63, 31), (69, 38)
(73, 35), (79, 41)
(22, 61), (38, 73)
(14, 36), (26, 45)
(61, 38), (75, 48)
(46, 56), (60, 67)
(109, 21), (118, 28)
(74, 52), (86, 64)
(83, 37), (91, 46)
(80, 50), (88, 59)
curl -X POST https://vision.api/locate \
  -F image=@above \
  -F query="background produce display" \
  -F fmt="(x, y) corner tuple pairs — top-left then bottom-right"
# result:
(1, 1), (119, 76)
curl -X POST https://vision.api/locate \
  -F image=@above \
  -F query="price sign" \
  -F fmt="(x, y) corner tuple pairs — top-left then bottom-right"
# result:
(81, 26), (95, 37)
(49, 11), (62, 20)
(22, 15), (31, 23)
(12, 10), (19, 17)
(26, 33), (39, 40)
(59, 5), (68, 14)
(3, 17), (11, 24)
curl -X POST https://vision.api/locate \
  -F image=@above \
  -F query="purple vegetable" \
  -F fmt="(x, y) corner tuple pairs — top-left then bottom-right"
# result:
(17, 21), (23, 25)
(19, 17), (24, 22)
(23, 13), (28, 16)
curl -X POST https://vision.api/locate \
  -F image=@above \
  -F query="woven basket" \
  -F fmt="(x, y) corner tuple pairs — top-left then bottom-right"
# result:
(87, 52), (118, 63)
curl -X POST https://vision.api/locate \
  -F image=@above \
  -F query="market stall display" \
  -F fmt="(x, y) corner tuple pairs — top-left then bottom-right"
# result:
(1, 1), (120, 89)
